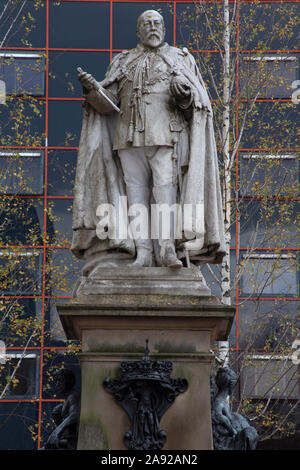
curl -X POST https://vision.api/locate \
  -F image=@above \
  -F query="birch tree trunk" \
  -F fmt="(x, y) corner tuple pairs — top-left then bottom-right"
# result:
(218, 0), (231, 366)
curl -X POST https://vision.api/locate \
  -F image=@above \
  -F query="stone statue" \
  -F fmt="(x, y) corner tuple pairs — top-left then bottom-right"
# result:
(72, 10), (225, 276)
(211, 367), (259, 450)
(43, 369), (80, 450)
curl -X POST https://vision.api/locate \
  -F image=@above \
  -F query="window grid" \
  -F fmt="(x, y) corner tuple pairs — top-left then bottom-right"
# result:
(0, 0), (298, 449)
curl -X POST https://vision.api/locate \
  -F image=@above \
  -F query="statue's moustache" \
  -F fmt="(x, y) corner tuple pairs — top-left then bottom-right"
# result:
(147, 32), (161, 39)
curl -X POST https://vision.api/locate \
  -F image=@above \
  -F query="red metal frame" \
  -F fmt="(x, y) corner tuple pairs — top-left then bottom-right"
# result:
(36, 0), (49, 447)
(0, 0), (299, 449)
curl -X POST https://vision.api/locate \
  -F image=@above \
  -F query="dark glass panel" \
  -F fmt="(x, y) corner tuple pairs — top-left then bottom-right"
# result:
(239, 153), (299, 198)
(49, 51), (110, 98)
(240, 359), (299, 399)
(192, 51), (223, 101)
(0, 351), (39, 399)
(0, 97), (45, 147)
(0, 248), (43, 296)
(237, 299), (299, 351)
(239, 55), (298, 100)
(240, 3), (300, 51)
(45, 249), (83, 297)
(0, 1), (46, 48)
(0, 53), (45, 96)
(240, 102), (299, 150)
(49, 2), (110, 49)
(240, 253), (298, 297)
(113, 3), (173, 50)
(0, 198), (44, 245)
(239, 200), (299, 249)
(48, 100), (81, 147)
(47, 199), (73, 247)
(0, 298), (42, 348)
(47, 150), (76, 197)
(0, 402), (38, 449)
(176, 3), (235, 52)
(0, 150), (44, 195)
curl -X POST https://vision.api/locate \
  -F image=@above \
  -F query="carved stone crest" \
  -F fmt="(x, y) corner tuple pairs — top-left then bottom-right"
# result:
(103, 340), (188, 450)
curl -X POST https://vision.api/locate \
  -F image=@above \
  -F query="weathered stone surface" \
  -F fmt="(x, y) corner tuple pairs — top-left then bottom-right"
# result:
(76, 353), (214, 450)
(57, 279), (234, 450)
(72, 9), (226, 273)
(74, 265), (211, 298)
(211, 367), (259, 450)
(58, 11), (234, 450)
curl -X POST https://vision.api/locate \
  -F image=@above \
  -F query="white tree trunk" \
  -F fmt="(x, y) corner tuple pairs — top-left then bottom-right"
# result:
(218, 0), (231, 366)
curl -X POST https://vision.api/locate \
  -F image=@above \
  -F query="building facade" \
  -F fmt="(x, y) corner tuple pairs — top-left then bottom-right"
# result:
(0, 0), (299, 449)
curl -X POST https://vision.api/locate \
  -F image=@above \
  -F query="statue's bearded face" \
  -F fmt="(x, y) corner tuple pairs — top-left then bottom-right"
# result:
(137, 11), (165, 48)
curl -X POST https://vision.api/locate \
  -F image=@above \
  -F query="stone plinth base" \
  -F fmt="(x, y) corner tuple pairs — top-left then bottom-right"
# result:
(57, 267), (235, 450)
(74, 265), (211, 297)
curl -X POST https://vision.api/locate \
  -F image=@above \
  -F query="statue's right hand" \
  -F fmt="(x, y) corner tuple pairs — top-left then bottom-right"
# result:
(77, 67), (96, 91)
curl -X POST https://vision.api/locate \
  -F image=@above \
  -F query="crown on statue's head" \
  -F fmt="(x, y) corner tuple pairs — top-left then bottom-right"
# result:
(119, 339), (173, 382)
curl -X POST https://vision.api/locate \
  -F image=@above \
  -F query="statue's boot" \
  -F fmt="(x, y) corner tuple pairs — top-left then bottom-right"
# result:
(160, 242), (183, 269)
(131, 246), (153, 267)
(152, 184), (182, 269)
(125, 184), (153, 267)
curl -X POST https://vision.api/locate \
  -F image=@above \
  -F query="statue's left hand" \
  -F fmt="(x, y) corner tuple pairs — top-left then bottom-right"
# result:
(170, 76), (191, 100)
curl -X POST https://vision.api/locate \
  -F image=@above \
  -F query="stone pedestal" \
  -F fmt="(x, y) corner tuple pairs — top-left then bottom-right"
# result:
(57, 267), (235, 450)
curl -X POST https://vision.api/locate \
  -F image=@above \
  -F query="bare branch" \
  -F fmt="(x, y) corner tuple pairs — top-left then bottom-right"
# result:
(196, 0), (225, 63)
(0, 0), (12, 24)
(0, 330), (38, 400)
(0, 0), (27, 49)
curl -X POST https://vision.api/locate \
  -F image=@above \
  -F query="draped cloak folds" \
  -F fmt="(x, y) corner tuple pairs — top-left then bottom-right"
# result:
(71, 44), (226, 272)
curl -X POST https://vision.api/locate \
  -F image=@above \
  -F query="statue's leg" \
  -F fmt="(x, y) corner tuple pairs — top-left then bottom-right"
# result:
(118, 148), (153, 266)
(148, 146), (182, 269)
